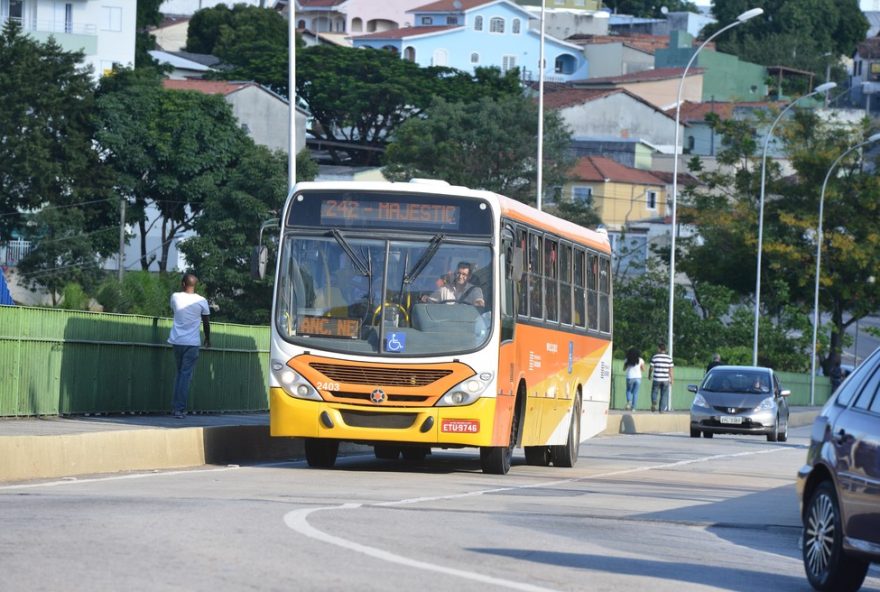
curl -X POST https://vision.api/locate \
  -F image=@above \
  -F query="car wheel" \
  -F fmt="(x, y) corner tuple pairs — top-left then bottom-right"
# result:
(802, 481), (869, 592)
(702, 431), (713, 438)
(690, 427), (700, 438)
(767, 416), (779, 442)
(778, 418), (788, 442)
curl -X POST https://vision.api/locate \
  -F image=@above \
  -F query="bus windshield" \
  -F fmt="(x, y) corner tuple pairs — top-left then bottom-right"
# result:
(276, 233), (493, 357)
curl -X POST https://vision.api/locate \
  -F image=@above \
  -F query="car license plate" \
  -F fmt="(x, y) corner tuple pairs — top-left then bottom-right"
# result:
(720, 416), (743, 424)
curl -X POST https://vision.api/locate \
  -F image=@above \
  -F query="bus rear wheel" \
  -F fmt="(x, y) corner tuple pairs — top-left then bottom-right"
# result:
(305, 438), (339, 468)
(551, 396), (581, 468)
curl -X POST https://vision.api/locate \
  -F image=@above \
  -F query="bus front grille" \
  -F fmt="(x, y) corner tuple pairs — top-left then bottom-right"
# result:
(340, 410), (418, 429)
(332, 392), (430, 403)
(310, 363), (452, 387)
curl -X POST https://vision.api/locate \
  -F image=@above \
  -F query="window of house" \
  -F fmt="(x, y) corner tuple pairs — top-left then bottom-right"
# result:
(447, 16), (458, 25)
(572, 186), (592, 204)
(470, 52), (479, 64)
(512, 19), (520, 34)
(686, 135), (695, 153)
(646, 190), (657, 210)
(421, 16), (433, 25)
(574, 0), (585, 5)
(474, 16), (483, 31)
(404, 46), (416, 62)
(298, 20), (306, 29)
(102, 6), (122, 32)
(502, 55), (516, 72)
(490, 17), (504, 33)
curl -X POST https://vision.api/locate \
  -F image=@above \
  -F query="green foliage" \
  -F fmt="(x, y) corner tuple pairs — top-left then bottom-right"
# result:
(546, 197), (602, 229)
(96, 272), (182, 316)
(384, 95), (571, 204)
(95, 67), (253, 271)
(708, 0), (867, 78)
(59, 283), (90, 310)
(296, 148), (318, 182)
(296, 45), (522, 165)
(188, 4), (289, 95)
(135, 0), (163, 68)
(177, 145), (288, 324)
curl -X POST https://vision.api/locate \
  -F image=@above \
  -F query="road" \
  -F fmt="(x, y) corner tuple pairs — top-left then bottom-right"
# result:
(2, 427), (879, 592)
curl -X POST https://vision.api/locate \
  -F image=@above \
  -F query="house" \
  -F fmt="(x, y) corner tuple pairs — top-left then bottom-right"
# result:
(567, 34), (661, 78)
(568, 137), (657, 169)
(852, 37), (880, 112)
(563, 156), (667, 230)
(655, 31), (767, 102)
(160, 0), (268, 17)
(163, 79), (302, 154)
(1, 0), (135, 81)
(150, 14), (189, 51)
(352, 0), (588, 82)
(294, 0), (427, 34)
(570, 67), (703, 110)
(149, 50), (220, 79)
(518, 3), (609, 39)
(541, 86), (682, 152)
(515, 0), (602, 9)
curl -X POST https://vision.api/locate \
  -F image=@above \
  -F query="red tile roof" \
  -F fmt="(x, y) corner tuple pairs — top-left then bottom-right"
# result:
(577, 67), (701, 86)
(570, 156), (665, 185)
(411, 0), (492, 11)
(298, 0), (346, 7)
(351, 25), (459, 40)
(162, 79), (252, 95)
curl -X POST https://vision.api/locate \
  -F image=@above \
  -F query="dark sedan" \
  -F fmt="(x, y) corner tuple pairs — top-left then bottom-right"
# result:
(688, 366), (790, 441)
(797, 347), (880, 592)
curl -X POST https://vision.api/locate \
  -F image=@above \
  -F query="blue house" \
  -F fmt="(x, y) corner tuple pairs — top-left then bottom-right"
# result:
(351, 0), (589, 83)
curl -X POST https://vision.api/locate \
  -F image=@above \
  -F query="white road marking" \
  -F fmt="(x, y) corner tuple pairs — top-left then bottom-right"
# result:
(282, 446), (800, 590)
(0, 465), (238, 490)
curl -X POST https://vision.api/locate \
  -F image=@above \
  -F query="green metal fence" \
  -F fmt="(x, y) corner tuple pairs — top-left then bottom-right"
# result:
(0, 306), (830, 417)
(0, 306), (269, 417)
(610, 359), (832, 411)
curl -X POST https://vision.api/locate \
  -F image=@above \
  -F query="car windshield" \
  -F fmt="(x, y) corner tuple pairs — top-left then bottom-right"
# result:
(702, 370), (771, 393)
(275, 232), (493, 356)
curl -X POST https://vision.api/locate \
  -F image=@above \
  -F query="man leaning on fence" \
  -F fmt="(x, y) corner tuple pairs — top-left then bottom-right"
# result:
(168, 273), (210, 419)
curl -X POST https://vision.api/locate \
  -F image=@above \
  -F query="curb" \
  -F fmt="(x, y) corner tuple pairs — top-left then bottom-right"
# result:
(600, 408), (820, 436)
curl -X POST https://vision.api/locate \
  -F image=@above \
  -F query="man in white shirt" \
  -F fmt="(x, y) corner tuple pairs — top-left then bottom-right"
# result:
(168, 273), (211, 418)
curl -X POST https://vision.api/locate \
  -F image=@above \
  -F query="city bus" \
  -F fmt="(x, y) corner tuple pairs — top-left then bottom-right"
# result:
(258, 180), (613, 474)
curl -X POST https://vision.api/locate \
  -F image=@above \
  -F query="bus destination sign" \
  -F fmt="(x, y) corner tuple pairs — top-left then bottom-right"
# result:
(320, 199), (460, 229)
(299, 316), (360, 339)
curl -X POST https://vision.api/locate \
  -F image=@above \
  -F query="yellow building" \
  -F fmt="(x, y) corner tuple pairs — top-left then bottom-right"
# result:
(563, 156), (666, 229)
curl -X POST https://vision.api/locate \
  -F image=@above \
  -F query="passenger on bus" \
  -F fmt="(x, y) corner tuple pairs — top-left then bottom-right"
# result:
(422, 261), (485, 307)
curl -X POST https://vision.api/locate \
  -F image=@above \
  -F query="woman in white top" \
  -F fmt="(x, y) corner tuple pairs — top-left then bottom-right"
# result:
(623, 347), (645, 411)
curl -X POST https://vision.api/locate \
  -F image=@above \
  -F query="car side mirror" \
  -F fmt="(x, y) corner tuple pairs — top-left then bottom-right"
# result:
(251, 245), (268, 280)
(780, 389), (791, 397)
(687, 384), (697, 393)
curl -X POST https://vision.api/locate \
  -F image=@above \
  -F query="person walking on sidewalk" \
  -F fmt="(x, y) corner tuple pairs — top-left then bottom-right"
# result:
(623, 347), (645, 411)
(168, 273), (211, 418)
(649, 342), (674, 413)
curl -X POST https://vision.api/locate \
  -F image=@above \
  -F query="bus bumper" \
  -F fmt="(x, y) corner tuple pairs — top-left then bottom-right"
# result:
(270, 387), (503, 447)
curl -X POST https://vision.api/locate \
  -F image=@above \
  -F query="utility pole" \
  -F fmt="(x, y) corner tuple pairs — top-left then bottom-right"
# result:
(118, 199), (126, 282)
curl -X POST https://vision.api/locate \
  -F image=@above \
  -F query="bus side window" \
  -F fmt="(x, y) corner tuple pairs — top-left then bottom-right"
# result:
(599, 256), (611, 333)
(560, 243), (572, 325)
(544, 236), (558, 322)
(517, 227), (528, 317)
(574, 248), (586, 329)
(587, 252), (598, 331)
(528, 231), (543, 320)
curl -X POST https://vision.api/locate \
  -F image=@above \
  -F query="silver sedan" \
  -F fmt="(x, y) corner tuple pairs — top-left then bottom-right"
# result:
(688, 365), (790, 441)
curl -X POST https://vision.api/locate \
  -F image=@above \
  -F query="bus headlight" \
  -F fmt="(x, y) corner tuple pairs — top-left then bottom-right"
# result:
(437, 372), (493, 407)
(271, 359), (321, 401)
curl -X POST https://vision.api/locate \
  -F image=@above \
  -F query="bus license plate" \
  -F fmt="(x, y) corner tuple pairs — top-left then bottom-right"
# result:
(720, 416), (743, 424)
(441, 419), (480, 433)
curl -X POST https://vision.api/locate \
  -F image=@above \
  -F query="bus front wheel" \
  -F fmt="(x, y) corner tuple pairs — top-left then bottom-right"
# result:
(480, 397), (520, 475)
(305, 438), (339, 468)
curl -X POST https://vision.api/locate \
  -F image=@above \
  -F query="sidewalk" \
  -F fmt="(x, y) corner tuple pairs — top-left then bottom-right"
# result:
(0, 407), (821, 483)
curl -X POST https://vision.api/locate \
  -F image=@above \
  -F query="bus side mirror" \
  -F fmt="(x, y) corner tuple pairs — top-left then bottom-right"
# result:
(251, 245), (268, 280)
(511, 247), (524, 282)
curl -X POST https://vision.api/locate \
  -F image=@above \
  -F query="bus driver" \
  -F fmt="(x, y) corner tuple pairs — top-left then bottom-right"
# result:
(423, 261), (485, 307)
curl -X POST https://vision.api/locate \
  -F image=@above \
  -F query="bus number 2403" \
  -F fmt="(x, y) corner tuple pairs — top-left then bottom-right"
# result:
(316, 382), (340, 391)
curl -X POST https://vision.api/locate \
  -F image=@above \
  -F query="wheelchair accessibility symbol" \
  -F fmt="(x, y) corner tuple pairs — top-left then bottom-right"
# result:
(385, 332), (406, 352)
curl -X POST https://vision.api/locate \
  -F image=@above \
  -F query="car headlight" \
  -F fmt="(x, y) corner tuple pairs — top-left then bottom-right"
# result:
(756, 396), (775, 411)
(692, 393), (708, 408)
(271, 359), (321, 401)
(437, 372), (493, 407)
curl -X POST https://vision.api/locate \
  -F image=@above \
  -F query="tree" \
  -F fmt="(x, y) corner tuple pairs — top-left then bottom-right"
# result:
(135, 0), (164, 68)
(296, 45), (522, 165)
(547, 197), (602, 229)
(178, 144), (288, 323)
(95, 68), (253, 271)
(384, 95), (571, 204)
(708, 0), (867, 83)
(602, 0), (699, 17)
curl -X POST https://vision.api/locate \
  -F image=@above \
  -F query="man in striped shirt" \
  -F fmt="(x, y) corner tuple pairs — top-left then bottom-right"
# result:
(649, 342), (674, 413)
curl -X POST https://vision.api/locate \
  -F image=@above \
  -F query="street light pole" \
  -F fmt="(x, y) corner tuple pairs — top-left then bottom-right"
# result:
(809, 132), (880, 404)
(536, 0), (546, 211)
(752, 82), (836, 366)
(288, 1), (296, 190)
(667, 7), (763, 359)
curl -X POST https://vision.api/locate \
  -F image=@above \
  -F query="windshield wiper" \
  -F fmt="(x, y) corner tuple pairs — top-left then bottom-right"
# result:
(330, 228), (370, 276)
(403, 233), (445, 286)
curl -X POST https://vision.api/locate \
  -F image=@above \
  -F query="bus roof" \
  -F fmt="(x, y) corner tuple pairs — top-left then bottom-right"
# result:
(289, 180), (610, 252)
